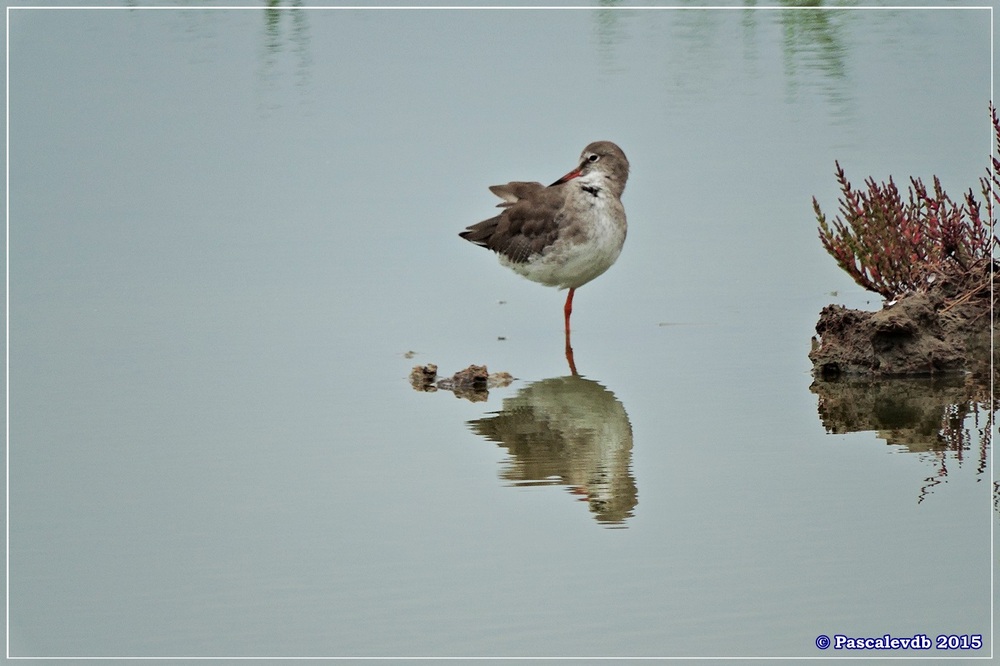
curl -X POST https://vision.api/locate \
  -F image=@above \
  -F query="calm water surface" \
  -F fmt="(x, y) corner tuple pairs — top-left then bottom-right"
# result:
(8, 3), (994, 658)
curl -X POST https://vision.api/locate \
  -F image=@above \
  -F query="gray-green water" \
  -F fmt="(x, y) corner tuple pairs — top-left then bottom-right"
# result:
(7, 3), (993, 659)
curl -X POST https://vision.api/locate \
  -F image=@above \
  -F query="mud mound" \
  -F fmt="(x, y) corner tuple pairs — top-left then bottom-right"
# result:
(810, 274), (994, 380)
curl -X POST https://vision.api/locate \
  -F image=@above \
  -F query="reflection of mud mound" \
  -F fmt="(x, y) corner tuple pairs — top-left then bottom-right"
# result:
(810, 274), (994, 379)
(811, 376), (975, 449)
(810, 377), (992, 504)
(466, 376), (636, 527)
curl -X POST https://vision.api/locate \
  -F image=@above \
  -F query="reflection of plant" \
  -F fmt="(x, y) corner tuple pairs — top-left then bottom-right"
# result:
(916, 401), (992, 506)
(812, 107), (997, 300)
(810, 378), (994, 510)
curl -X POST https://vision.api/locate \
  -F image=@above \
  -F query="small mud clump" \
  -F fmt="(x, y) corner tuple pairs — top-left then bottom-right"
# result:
(409, 363), (514, 402)
(810, 272), (994, 380)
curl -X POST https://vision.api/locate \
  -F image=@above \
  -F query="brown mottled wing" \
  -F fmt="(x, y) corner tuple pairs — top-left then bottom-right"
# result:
(460, 182), (565, 264)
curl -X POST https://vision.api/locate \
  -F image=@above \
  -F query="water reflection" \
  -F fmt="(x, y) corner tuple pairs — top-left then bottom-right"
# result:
(238, 5), (859, 122)
(774, 2), (849, 97)
(810, 377), (993, 505)
(466, 375), (637, 527)
(259, 1), (313, 113)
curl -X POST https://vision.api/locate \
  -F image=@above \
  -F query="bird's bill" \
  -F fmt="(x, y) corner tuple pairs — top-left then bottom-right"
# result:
(549, 168), (582, 186)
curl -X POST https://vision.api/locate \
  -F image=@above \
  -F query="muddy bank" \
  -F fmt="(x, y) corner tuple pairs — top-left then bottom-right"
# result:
(809, 272), (995, 381)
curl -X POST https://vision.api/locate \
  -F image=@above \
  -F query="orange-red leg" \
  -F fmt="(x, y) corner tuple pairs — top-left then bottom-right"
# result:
(564, 288), (578, 376)
(563, 288), (575, 334)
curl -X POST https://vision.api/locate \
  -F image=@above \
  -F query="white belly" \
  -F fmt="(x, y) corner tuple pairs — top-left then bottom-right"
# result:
(501, 194), (626, 290)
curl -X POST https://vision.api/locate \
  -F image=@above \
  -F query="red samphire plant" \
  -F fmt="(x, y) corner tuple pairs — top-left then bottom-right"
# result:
(812, 107), (997, 300)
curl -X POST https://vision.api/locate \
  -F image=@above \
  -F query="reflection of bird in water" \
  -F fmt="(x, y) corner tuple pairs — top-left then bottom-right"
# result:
(466, 375), (636, 527)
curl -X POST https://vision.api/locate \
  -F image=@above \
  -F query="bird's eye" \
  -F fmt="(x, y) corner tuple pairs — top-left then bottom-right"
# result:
(588, 154), (600, 162)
